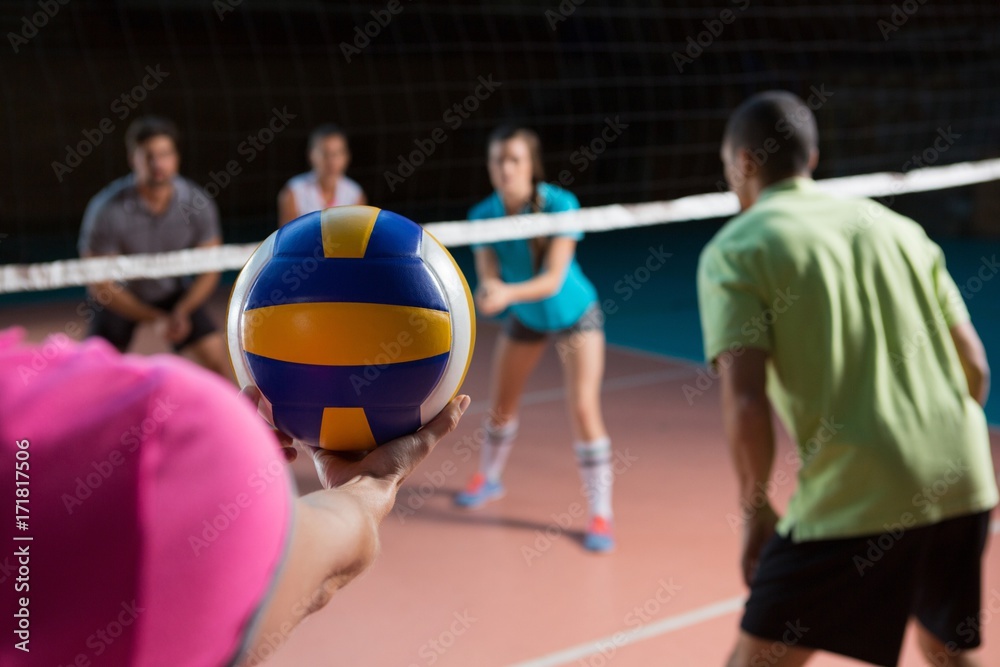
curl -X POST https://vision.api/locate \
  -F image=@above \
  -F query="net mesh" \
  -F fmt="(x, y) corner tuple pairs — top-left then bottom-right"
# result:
(2, 0), (999, 267)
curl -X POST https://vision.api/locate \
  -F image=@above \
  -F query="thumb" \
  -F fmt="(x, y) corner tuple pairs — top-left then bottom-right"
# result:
(418, 395), (470, 443)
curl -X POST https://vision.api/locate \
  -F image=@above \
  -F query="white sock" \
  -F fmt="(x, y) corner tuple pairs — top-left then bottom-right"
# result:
(480, 418), (518, 483)
(575, 438), (613, 519)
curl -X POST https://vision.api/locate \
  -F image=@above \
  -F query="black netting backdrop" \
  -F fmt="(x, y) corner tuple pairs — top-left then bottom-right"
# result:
(1, 0), (999, 263)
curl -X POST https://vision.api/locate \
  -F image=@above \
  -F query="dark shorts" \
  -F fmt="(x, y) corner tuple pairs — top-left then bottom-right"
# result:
(741, 510), (992, 667)
(504, 302), (605, 343)
(89, 291), (219, 353)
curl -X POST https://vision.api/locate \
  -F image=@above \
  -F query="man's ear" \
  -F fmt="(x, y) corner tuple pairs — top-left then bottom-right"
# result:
(807, 148), (819, 172)
(736, 147), (759, 179)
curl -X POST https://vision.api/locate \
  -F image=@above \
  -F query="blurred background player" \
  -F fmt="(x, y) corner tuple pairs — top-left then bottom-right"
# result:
(278, 123), (366, 226)
(698, 91), (997, 667)
(453, 125), (615, 553)
(78, 116), (231, 379)
(0, 326), (469, 667)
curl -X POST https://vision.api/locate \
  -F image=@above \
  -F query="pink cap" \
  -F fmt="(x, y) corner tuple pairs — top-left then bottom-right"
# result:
(0, 328), (293, 666)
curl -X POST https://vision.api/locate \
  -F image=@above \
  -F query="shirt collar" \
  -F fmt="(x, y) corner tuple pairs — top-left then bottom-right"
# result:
(756, 176), (815, 204)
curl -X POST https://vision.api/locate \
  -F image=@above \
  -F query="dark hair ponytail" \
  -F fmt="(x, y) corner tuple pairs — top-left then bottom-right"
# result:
(487, 125), (553, 273)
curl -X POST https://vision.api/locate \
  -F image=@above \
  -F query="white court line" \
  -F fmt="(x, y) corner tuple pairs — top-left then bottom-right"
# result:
(466, 366), (698, 416)
(464, 327), (1000, 665)
(508, 596), (746, 667)
(514, 520), (1000, 667)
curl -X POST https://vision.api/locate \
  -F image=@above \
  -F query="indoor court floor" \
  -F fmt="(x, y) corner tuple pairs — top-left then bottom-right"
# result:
(4, 294), (1000, 667)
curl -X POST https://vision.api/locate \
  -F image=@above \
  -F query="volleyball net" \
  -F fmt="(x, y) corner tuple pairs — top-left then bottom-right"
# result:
(2, 157), (999, 295)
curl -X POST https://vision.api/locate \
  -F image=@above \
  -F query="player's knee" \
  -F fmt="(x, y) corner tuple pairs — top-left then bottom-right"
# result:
(484, 415), (518, 444)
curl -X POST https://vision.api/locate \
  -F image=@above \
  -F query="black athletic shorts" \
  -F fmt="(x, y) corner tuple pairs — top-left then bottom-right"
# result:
(504, 302), (605, 343)
(741, 510), (992, 667)
(88, 291), (219, 353)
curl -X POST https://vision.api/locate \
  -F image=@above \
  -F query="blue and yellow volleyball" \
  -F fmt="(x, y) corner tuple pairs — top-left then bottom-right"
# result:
(227, 205), (475, 451)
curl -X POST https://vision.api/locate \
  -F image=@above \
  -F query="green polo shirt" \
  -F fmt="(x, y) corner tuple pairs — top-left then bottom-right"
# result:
(697, 177), (997, 541)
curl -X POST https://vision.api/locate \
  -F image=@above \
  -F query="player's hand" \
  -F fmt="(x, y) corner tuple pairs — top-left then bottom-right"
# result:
(239, 386), (299, 462)
(475, 279), (509, 316)
(309, 395), (470, 522)
(741, 502), (779, 587)
(166, 308), (192, 344)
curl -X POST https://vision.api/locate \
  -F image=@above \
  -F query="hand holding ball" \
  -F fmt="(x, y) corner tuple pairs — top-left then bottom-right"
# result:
(227, 206), (475, 451)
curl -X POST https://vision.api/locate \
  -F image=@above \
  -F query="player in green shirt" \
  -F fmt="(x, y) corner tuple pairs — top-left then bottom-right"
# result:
(698, 91), (997, 666)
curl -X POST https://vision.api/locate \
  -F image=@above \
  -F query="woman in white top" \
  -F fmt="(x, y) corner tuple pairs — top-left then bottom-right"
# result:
(278, 124), (367, 226)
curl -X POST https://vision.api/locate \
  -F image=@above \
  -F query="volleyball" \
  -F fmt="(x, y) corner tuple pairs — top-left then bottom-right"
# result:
(226, 205), (475, 451)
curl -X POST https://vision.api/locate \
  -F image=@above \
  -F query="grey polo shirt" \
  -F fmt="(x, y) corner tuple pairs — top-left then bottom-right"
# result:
(79, 174), (221, 303)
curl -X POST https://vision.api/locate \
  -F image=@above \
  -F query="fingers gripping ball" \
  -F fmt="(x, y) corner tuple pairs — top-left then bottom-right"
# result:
(227, 205), (475, 451)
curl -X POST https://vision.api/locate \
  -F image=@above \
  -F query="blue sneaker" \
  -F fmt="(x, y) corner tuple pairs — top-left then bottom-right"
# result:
(583, 516), (615, 553)
(454, 473), (505, 509)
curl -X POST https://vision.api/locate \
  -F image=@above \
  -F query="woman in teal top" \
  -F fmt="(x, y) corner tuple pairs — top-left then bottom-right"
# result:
(454, 126), (615, 552)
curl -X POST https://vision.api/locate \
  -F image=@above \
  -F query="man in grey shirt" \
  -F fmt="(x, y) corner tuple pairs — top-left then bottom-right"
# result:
(79, 116), (231, 379)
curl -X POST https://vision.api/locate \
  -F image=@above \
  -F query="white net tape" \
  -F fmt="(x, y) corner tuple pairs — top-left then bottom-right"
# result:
(3, 158), (1000, 294)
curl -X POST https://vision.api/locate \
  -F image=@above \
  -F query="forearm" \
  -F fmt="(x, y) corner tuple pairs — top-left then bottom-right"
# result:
(241, 481), (386, 666)
(960, 357), (990, 406)
(950, 322), (991, 406)
(503, 271), (562, 304)
(300, 483), (383, 578)
(89, 282), (164, 323)
(175, 272), (220, 314)
(724, 395), (776, 510)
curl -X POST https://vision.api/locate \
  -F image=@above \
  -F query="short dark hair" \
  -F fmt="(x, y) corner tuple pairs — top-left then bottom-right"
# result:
(723, 91), (818, 181)
(308, 123), (348, 152)
(125, 116), (179, 154)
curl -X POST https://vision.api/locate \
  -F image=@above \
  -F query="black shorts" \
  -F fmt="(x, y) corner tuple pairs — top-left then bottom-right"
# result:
(741, 510), (992, 666)
(88, 291), (219, 353)
(504, 303), (605, 343)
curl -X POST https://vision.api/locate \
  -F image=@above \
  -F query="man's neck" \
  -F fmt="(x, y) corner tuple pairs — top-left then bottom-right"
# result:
(135, 179), (174, 215)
